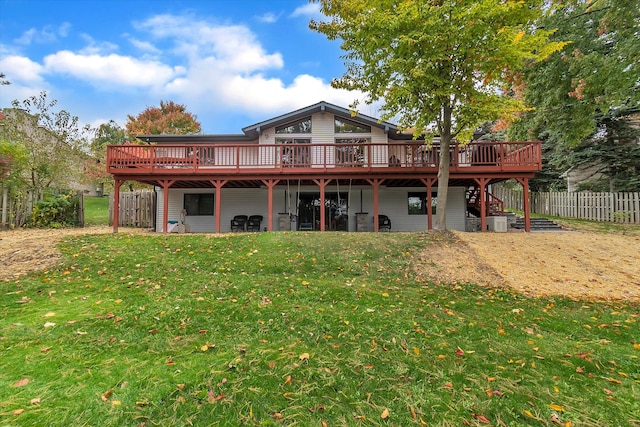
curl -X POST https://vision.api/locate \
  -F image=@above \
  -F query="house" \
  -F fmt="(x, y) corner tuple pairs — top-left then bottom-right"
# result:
(107, 101), (541, 233)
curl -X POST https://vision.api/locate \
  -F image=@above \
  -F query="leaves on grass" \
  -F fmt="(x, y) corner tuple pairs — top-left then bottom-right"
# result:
(299, 352), (310, 361)
(14, 378), (29, 387)
(381, 408), (389, 419)
(101, 389), (113, 402)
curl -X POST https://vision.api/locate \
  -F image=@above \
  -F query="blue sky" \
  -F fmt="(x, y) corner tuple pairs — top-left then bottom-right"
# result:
(0, 0), (371, 134)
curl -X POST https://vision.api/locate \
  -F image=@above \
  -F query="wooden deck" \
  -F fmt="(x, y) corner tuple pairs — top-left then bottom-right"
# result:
(107, 141), (542, 184)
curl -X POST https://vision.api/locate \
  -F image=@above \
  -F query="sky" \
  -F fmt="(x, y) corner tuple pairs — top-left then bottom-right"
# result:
(0, 0), (373, 134)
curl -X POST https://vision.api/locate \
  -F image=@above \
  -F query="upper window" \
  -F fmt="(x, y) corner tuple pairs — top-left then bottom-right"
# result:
(335, 117), (371, 133)
(184, 194), (214, 216)
(276, 117), (312, 134)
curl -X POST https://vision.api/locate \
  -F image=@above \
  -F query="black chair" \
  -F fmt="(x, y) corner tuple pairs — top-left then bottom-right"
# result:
(246, 215), (263, 232)
(378, 215), (391, 232)
(230, 215), (248, 232)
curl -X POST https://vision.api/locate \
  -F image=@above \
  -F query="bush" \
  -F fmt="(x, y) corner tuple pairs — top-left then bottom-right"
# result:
(31, 192), (80, 228)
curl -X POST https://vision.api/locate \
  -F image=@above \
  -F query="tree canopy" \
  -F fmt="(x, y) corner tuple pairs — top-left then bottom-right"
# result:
(311, 0), (565, 230)
(125, 100), (201, 140)
(2, 91), (92, 193)
(509, 0), (640, 191)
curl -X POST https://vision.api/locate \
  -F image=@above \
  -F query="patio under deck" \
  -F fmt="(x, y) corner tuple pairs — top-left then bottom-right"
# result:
(107, 141), (540, 232)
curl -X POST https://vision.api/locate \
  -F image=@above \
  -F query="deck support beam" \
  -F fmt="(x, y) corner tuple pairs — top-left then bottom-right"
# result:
(313, 178), (330, 231)
(421, 178), (437, 231)
(367, 178), (385, 232)
(160, 180), (176, 233)
(209, 180), (227, 233)
(515, 177), (531, 232)
(473, 177), (491, 232)
(112, 178), (124, 233)
(261, 179), (279, 231)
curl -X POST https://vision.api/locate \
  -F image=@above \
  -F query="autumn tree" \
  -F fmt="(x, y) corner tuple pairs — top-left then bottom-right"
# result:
(125, 100), (201, 140)
(85, 120), (127, 194)
(509, 0), (640, 191)
(4, 91), (92, 195)
(311, 0), (565, 230)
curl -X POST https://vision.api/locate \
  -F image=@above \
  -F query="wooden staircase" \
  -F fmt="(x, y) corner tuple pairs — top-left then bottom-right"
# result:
(466, 187), (504, 218)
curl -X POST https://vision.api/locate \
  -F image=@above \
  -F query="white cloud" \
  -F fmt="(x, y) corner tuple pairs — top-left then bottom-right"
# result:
(0, 55), (45, 84)
(128, 38), (161, 54)
(255, 12), (280, 24)
(14, 23), (71, 45)
(290, 3), (322, 18)
(43, 51), (185, 87)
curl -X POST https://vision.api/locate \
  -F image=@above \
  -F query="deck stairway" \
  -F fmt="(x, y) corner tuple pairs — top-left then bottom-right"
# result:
(466, 187), (504, 218)
(512, 216), (564, 231)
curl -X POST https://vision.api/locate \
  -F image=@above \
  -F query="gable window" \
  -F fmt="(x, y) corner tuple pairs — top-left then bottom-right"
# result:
(408, 192), (437, 215)
(276, 117), (312, 134)
(335, 117), (371, 133)
(184, 193), (214, 216)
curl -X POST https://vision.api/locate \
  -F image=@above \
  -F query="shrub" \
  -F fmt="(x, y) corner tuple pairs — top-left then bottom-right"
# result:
(30, 192), (80, 228)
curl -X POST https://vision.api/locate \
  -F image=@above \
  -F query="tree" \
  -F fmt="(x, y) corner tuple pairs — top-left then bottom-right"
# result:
(85, 120), (127, 193)
(4, 91), (92, 194)
(125, 100), (201, 139)
(510, 0), (640, 191)
(311, 0), (565, 230)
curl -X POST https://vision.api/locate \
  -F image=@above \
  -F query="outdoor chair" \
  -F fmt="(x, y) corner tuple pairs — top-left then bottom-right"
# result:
(230, 215), (248, 232)
(246, 215), (263, 232)
(378, 214), (391, 232)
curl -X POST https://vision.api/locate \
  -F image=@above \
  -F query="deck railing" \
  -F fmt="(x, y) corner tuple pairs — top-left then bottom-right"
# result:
(107, 141), (541, 174)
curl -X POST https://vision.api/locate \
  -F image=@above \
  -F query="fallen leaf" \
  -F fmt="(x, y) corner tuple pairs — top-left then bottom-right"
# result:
(101, 389), (113, 402)
(43, 312), (56, 317)
(30, 398), (41, 405)
(455, 348), (465, 356)
(381, 408), (389, 419)
(472, 413), (490, 424)
(524, 410), (535, 419)
(299, 352), (310, 361)
(13, 409), (24, 416)
(273, 412), (283, 420)
(43, 322), (56, 328)
(14, 378), (29, 387)
(549, 404), (564, 412)
(111, 400), (121, 406)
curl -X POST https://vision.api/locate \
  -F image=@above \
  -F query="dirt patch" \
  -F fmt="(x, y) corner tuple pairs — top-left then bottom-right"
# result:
(414, 230), (640, 302)
(0, 227), (149, 281)
(2, 227), (639, 302)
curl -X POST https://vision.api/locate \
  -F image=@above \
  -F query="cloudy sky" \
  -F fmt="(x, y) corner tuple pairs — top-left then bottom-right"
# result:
(0, 0), (371, 133)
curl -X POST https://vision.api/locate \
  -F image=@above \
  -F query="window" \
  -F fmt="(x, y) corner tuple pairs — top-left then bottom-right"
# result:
(276, 117), (312, 134)
(335, 117), (371, 133)
(408, 192), (437, 215)
(184, 194), (214, 216)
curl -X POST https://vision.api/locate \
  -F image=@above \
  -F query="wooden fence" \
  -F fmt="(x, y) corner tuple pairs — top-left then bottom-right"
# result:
(109, 190), (155, 228)
(494, 187), (640, 224)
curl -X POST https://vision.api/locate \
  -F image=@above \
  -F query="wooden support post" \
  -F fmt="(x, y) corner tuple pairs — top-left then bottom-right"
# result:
(313, 178), (330, 231)
(367, 178), (384, 232)
(421, 178), (436, 231)
(209, 180), (227, 233)
(262, 179), (279, 231)
(474, 177), (490, 232)
(516, 177), (531, 232)
(112, 179), (123, 233)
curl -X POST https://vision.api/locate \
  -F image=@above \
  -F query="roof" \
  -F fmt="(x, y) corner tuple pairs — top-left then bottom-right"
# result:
(137, 101), (417, 143)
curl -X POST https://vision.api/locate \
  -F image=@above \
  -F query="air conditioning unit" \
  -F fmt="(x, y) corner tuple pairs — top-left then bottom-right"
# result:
(487, 216), (507, 232)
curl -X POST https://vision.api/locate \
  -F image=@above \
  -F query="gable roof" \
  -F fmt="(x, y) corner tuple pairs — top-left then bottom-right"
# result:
(137, 101), (415, 143)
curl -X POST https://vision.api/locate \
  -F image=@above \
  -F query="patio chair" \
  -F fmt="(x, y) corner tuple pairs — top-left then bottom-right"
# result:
(230, 215), (248, 232)
(378, 214), (391, 232)
(246, 215), (263, 232)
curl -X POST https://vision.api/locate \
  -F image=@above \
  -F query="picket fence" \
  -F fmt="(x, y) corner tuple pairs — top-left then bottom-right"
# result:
(494, 187), (640, 224)
(109, 190), (155, 228)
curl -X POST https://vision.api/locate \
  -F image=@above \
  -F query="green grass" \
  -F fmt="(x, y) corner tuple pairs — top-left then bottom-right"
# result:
(83, 196), (110, 226)
(1, 232), (638, 426)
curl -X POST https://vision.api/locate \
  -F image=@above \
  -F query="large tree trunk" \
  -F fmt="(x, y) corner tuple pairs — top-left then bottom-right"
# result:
(434, 102), (453, 232)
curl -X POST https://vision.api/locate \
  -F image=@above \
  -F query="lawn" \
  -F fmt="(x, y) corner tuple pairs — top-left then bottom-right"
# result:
(83, 196), (110, 226)
(1, 232), (638, 426)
